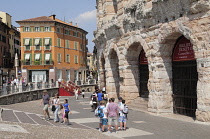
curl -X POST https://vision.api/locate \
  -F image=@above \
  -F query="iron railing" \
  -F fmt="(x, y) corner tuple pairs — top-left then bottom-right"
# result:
(0, 82), (58, 96)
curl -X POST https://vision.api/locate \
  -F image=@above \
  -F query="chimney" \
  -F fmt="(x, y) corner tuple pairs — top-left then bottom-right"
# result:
(52, 14), (56, 20)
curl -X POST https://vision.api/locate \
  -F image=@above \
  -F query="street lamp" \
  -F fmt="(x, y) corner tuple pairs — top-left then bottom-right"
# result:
(15, 53), (19, 78)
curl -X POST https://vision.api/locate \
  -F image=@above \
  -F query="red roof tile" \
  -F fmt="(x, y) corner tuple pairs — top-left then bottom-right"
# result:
(16, 16), (54, 22)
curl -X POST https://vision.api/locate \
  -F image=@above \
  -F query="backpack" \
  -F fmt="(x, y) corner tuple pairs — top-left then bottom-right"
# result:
(95, 106), (104, 118)
(92, 95), (97, 102)
(123, 104), (129, 114)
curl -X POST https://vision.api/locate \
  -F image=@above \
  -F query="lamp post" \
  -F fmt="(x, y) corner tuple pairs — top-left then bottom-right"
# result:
(15, 53), (19, 78)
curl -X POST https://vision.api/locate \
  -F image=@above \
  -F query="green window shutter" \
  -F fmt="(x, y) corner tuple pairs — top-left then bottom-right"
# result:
(50, 53), (52, 61)
(49, 38), (52, 46)
(23, 27), (25, 32)
(23, 38), (25, 46)
(40, 53), (42, 63)
(30, 54), (32, 64)
(30, 38), (32, 46)
(49, 27), (51, 31)
(40, 38), (42, 46)
(30, 27), (32, 32)
(44, 53), (46, 64)
(40, 27), (44, 32)
(33, 38), (35, 46)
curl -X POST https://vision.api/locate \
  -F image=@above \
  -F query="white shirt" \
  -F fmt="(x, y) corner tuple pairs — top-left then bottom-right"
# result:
(119, 104), (125, 117)
(100, 106), (107, 118)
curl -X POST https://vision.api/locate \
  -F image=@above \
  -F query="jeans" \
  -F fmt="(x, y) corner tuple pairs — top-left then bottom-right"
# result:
(54, 105), (60, 122)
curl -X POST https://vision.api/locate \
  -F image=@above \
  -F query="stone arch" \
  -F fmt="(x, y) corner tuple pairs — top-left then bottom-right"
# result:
(99, 53), (106, 88)
(148, 21), (198, 114)
(125, 34), (149, 53)
(107, 48), (120, 98)
(123, 34), (150, 102)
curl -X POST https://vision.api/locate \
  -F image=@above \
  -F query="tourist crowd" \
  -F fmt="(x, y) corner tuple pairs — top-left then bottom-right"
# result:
(40, 87), (128, 134)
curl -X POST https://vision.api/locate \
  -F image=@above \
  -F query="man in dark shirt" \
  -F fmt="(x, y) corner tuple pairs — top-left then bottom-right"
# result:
(40, 90), (50, 120)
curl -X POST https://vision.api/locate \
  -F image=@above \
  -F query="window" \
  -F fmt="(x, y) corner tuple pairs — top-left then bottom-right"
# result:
(80, 44), (83, 50)
(34, 27), (40, 32)
(65, 30), (70, 35)
(74, 55), (78, 64)
(45, 53), (51, 65)
(57, 28), (60, 33)
(65, 40), (69, 48)
(34, 54), (41, 65)
(24, 38), (31, 50)
(34, 38), (41, 50)
(66, 70), (70, 81)
(74, 41), (78, 50)
(25, 54), (31, 65)
(44, 38), (51, 50)
(80, 56), (83, 64)
(57, 38), (61, 47)
(24, 27), (30, 32)
(57, 53), (61, 63)
(66, 54), (70, 63)
(73, 31), (77, 36)
(45, 27), (50, 32)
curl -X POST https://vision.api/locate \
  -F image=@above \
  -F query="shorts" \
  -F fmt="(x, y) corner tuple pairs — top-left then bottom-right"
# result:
(108, 116), (118, 126)
(119, 116), (127, 123)
(64, 111), (69, 119)
(43, 104), (49, 111)
(100, 118), (108, 125)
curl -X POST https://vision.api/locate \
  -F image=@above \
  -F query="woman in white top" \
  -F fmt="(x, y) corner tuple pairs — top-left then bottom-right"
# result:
(52, 93), (60, 122)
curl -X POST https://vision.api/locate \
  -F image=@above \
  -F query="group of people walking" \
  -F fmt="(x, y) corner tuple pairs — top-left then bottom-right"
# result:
(90, 88), (128, 133)
(96, 97), (128, 133)
(40, 88), (128, 134)
(40, 90), (72, 125)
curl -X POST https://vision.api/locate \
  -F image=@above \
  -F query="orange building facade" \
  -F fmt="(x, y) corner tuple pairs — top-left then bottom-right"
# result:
(16, 15), (88, 84)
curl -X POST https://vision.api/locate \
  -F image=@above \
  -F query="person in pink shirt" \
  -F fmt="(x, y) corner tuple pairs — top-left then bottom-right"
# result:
(107, 98), (119, 133)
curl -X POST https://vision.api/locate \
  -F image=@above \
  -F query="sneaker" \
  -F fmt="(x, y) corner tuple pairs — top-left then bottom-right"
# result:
(46, 118), (50, 121)
(115, 131), (118, 134)
(107, 131), (111, 134)
(98, 128), (101, 131)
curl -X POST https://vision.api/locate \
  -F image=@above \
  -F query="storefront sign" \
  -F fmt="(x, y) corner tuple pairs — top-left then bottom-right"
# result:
(140, 50), (148, 64)
(173, 37), (195, 61)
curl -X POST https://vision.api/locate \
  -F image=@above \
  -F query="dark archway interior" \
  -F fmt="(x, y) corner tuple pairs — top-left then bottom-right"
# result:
(172, 36), (198, 118)
(109, 49), (120, 98)
(139, 50), (149, 98)
(101, 55), (106, 87)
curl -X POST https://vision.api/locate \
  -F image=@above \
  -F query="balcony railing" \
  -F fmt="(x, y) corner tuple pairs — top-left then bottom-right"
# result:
(21, 60), (54, 65)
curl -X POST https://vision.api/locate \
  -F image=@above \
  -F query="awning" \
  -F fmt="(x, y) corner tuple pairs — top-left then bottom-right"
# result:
(45, 38), (50, 45)
(25, 54), (30, 60)
(24, 39), (30, 46)
(35, 54), (40, 60)
(34, 38), (40, 46)
(45, 54), (50, 61)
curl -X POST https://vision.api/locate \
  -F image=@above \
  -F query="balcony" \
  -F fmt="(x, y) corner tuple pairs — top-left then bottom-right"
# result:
(21, 60), (54, 66)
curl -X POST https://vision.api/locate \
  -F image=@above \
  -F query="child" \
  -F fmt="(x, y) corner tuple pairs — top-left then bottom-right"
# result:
(98, 100), (108, 132)
(60, 104), (65, 123)
(62, 99), (72, 125)
(119, 99), (128, 130)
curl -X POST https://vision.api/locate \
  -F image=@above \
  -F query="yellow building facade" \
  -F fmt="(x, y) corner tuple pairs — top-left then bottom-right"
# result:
(16, 15), (87, 83)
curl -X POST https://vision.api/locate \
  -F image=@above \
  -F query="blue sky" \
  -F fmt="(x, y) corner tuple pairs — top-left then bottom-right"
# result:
(0, 0), (96, 52)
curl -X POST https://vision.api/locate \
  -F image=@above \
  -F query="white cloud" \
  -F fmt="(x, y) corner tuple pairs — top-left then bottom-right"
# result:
(71, 9), (96, 24)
